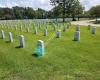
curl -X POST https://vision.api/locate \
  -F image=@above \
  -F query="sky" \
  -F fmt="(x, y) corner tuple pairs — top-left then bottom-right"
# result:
(0, 0), (100, 11)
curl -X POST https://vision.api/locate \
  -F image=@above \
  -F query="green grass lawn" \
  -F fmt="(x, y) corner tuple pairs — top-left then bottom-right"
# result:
(0, 21), (100, 80)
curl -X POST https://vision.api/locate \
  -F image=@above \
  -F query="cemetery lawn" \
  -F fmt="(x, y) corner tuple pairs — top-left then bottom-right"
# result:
(0, 23), (100, 80)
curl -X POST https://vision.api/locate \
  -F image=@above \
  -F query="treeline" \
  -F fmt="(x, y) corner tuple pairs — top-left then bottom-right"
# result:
(0, 6), (49, 20)
(0, 5), (100, 20)
(0, 6), (84, 20)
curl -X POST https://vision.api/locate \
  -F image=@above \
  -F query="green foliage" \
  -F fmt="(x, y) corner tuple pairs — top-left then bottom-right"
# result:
(36, 8), (47, 19)
(0, 8), (13, 19)
(50, 0), (84, 20)
(52, 5), (63, 18)
(70, 1), (84, 17)
(0, 7), (48, 20)
(89, 5), (100, 21)
(0, 0), (84, 20)
(13, 6), (25, 19)
(83, 11), (91, 18)
(24, 7), (36, 19)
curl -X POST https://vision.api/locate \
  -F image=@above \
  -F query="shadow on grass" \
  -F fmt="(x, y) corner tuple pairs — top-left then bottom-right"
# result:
(5, 41), (10, 43)
(15, 46), (22, 48)
(32, 54), (39, 57)
(72, 40), (79, 42)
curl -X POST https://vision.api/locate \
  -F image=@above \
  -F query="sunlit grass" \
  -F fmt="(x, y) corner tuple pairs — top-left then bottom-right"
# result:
(0, 21), (100, 80)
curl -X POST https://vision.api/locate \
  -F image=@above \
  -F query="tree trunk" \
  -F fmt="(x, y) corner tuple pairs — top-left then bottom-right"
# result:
(62, 0), (65, 23)
(56, 17), (57, 22)
(63, 17), (65, 23)
(72, 16), (76, 21)
(78, 17), (80, 21)
(96, 17), (97, 21)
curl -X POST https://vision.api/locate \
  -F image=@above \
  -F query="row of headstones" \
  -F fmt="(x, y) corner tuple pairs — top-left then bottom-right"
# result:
(0, 21), (48, 30)
(0, 19), (67, 31)
(0, 25), (47, 36)
(0, 22), (71, 36)
(0, 30), (25, 48)
(87, 25), (96, 34)
(0, 20), (71, 29)
(56, 24), (96, 40)
(0, 30), (44, 56)
(0, 24), (96, 41)
(0, 23), (72, 43)
(56, 24), (80, 40)
(0, 19), (48, 29)
(0, 20), (95, 33)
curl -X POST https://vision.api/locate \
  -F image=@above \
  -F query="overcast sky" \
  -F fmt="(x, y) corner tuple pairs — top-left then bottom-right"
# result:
(0, 0), (100, 11)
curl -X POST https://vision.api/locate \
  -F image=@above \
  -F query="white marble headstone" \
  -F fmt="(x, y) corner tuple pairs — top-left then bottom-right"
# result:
(15, 26), (17, 30)
(63, 26), (66, 32)
(20, 35), (25, 48)
(74, 31), (80, 41)
(26, 27), (29, 32)
(67, 22), (72, 29)
(88, 25), (91, 30)
(44, 29), (47, 36)
(38, 24), (41, 29)
(91, 27), (96, 34)
(37, 40), (44, 56)
(8, 32), (13, 42)
(1, 30), (5, 39)
(20, 26), (22, 32)
(46, 25), (48, 30)
(34, 28), (37, 35)
(53, 24), (56, 31)
(76, 24), (80, 31)
(56, 30), (61, 38)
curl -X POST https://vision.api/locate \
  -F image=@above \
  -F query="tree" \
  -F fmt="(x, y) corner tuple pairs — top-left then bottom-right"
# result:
(52, 5), (62, 21)
(0, 8), (13, 19)
(89, 5), (100, 21)
(24, 7), (36, 19)
(36, 8), (47, 19)
(0, 6), (48, 20)
(50, 0), (66, 22)
(13, 6), (25, 19)
(69, 0), (84, 21)
(50, 0), (84, 22)
(82, 11), (91, 18)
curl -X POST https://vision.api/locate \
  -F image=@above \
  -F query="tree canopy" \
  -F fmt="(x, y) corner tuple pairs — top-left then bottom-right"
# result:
(0, 6), (48, 20)
(89, 5), (100, 21)
(0, 0), (87, 20)
(50, 0), (84, 21)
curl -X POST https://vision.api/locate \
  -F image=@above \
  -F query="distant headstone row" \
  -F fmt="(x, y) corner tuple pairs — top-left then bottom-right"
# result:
(0, 24), (97, 42)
